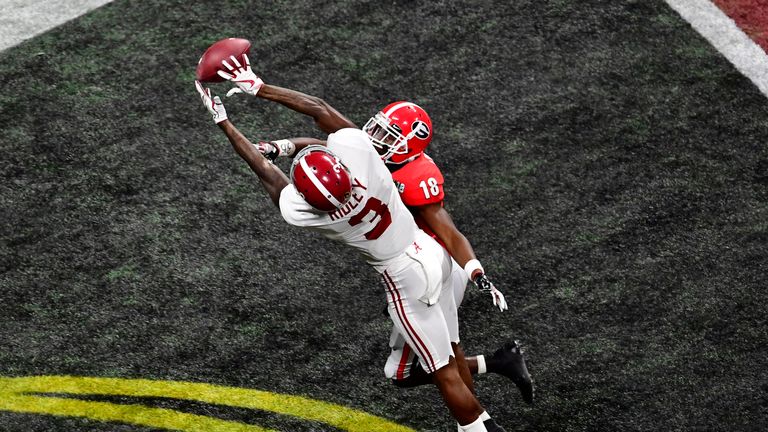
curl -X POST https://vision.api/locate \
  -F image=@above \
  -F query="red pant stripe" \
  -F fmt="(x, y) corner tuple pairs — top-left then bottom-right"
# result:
(396, 343), (411, 380)
(383, 270), (436, 372)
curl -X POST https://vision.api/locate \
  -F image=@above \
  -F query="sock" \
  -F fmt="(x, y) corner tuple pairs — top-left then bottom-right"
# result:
(458, 411), (490, 432)
(476, 355), (487, 374)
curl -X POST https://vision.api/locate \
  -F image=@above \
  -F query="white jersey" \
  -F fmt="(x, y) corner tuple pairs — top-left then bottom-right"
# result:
(279, 128), (418, 268)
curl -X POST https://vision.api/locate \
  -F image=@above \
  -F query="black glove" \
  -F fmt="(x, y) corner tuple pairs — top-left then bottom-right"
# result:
(472, 273), (508, 311)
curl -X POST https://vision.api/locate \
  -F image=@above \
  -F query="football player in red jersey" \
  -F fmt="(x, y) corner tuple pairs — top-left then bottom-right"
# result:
(218, 55), (534, 405)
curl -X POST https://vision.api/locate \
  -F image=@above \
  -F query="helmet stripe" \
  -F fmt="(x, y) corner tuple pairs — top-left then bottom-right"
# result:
(299, 155), (343, 209)
(383, 101), (417, 117)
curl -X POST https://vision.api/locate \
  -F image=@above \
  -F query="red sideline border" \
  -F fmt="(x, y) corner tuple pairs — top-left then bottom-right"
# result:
(666, 0), (768, 97)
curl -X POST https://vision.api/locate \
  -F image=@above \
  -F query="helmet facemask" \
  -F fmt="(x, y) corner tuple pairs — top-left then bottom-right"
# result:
(363, 112), (410, 162)
(363, 102), (432, 165)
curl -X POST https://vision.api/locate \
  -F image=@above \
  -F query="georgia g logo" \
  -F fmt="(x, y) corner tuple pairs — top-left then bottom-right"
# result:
(411, 121), (430, 140)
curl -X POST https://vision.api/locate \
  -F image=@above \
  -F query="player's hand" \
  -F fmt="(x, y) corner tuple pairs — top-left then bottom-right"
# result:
(473, 274), (508, 312)
(253, 139), (295, 160)
(195, 80), (227, 124)
(217, 54), (264, 97)
(254, 141), (280, 161)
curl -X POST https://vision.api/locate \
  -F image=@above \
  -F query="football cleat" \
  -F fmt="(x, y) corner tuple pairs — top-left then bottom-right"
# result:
(490, 340), (535, 405)
(483, 418), (507, 432)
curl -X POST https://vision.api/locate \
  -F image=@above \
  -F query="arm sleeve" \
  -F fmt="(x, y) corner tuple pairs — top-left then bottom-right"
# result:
(279, 184), (322, 227)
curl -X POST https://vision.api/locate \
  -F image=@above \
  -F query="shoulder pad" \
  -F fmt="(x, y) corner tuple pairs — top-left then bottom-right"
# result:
(327, 128), (372, 151)
(391, 155), (445, 206)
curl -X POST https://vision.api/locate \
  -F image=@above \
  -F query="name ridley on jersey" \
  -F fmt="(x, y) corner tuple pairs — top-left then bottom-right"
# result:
(278, 128), (446, 304)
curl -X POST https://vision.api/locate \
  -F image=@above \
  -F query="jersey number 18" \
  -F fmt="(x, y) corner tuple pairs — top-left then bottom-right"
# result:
(419, 178), (440, 199)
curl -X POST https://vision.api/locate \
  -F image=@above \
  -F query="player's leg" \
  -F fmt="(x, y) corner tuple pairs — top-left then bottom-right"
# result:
(452, 342), (475, 394)
(386, 255), (532, 402)
(431, 360), (507, 431)
(447, 257), (534, 404)
(431, 357), (484, 424)
(381, 245), (506, 431)
(384, 328), (433, 387)
(437, 269), (476, 395)
(387, 300), (493, 428)
(389, 341), (534, 405)
(387, 258), (467, 388)
(449, 257), (468, 307)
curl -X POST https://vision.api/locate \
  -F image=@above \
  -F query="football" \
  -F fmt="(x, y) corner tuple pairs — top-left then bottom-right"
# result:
(195, 37), (252, 83)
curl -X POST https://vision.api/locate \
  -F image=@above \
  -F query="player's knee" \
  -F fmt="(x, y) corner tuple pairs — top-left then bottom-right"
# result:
(432, 358), (465, 385)
(452, 342), (464, 355)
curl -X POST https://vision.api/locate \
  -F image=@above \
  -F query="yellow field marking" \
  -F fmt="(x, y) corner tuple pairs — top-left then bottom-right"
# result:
(0, 376), (416, 432)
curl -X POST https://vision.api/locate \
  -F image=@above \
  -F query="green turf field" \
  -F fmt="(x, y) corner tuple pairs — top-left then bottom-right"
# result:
(1, 0), (767, 431)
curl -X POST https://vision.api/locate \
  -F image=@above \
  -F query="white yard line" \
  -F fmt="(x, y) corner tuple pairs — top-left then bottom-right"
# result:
(0, 0), (114, 52)
(1, 0), (766, 99)
(665, 0), (768, 97)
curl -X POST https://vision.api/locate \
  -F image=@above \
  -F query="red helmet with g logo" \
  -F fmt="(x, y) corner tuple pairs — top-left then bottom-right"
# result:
(290, 146), (353, 212)
(363, 101), (432, 165)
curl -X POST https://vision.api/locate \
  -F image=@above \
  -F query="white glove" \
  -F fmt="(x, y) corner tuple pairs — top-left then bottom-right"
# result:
(473, 274), (508, 312)
(195, 80), (227, 124)
(253, 139), (297, 161)
(217, 54), (264, 97)
(254, 141), (280, 161)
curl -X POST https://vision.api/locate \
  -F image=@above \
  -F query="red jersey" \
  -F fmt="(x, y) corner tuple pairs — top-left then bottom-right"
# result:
(390, 154), (446, 247)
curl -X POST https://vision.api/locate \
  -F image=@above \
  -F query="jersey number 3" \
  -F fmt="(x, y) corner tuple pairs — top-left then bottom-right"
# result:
(348, 197), (392, 240)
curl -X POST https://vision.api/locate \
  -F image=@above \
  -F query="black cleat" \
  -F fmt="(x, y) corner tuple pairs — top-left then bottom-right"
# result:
(489, 340), (535, 405)
(483, 418), (507, 432)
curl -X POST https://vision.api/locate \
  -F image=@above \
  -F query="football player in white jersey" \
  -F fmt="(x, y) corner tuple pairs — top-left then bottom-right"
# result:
(195, 78), (507, 431)
(214, 54), (534, 405)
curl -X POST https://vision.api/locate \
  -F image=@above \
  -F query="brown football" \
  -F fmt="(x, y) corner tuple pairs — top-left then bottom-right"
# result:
(195, 38), (251, 83)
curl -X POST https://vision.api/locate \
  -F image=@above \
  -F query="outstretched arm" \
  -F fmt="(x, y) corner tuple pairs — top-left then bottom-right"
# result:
(255, 137), (327, 161)
(195, 80), (289, 206)
(218, 120), (289, 206)
(258, 85), (357, 134)
(218, 54), (357, 134)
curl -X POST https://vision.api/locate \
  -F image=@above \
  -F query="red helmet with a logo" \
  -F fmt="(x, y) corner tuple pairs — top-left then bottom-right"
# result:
(363, 101), (432, 165)
(290, 146), (353, 212)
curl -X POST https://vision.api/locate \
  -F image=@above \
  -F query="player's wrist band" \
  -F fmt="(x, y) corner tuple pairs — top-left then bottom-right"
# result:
(271, 139), (295, 157)
(463, 259), (484, 279)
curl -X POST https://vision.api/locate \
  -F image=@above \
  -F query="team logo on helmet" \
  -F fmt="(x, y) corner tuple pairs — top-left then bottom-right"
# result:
(411, 121), (430, 140)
